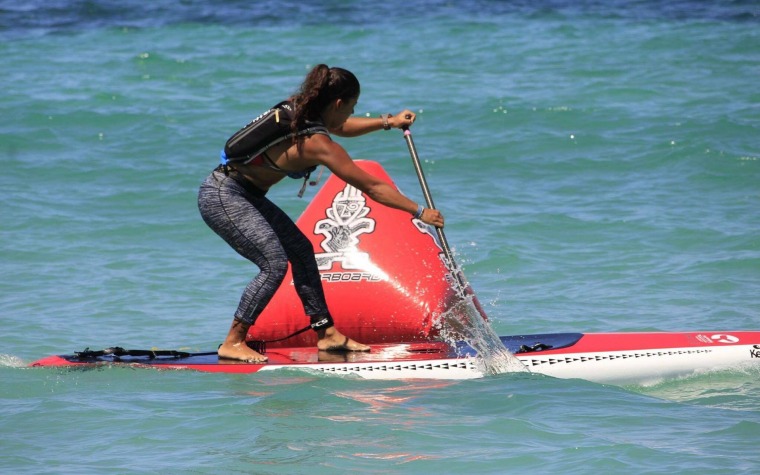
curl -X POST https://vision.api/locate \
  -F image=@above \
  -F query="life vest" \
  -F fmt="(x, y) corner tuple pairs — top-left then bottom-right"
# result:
(220, 100), (329, 173)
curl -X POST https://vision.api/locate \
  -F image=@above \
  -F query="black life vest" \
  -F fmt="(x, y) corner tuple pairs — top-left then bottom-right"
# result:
(221, 100), (329, 171)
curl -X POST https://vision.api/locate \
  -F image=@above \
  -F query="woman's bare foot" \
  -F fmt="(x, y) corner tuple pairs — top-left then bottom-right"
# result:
(316, 326), (370, 352)
(218, 342), (268, 363)
(218, 318), (268, 363)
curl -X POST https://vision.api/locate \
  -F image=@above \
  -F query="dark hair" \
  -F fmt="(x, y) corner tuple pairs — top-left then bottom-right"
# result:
(291, 64), (360, 141)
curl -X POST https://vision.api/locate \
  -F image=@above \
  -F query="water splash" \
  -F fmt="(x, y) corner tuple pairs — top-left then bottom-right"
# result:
(1, 354), (26, 368)
(436, 297), (529, 375)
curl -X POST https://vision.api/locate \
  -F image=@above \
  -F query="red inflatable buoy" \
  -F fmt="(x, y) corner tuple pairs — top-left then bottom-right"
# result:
(247, 160), (485, 347)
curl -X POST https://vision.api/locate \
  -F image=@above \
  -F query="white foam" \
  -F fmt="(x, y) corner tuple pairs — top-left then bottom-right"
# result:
(436, 297), (528, 375)
(0, 354), (26, 368)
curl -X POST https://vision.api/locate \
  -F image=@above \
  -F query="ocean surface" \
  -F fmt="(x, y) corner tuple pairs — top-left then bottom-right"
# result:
(2, 0), (759, 473)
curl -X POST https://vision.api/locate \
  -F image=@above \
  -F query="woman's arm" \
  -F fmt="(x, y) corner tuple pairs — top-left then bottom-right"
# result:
(331, 110), (417, 137)
(305, 135), (444, 228)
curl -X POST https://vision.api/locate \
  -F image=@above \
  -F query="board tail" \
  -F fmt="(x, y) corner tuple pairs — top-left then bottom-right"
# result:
(248, 160), (487, 347)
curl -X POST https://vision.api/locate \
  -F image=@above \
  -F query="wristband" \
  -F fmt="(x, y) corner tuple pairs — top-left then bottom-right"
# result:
(413, 205), (424, 219)
(381, 113), (392, 130)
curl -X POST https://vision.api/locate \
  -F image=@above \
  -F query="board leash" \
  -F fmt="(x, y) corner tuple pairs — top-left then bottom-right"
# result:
(245, 317), (331, 354)
(72, 317), (334, 360)
(74, 347), (218, 360)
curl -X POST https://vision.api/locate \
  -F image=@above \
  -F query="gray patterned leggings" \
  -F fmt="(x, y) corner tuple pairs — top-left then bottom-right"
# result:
(198, 169), (332, 327)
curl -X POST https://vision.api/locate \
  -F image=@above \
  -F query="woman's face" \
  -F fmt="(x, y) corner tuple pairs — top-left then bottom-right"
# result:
(323, 95), (359, 129)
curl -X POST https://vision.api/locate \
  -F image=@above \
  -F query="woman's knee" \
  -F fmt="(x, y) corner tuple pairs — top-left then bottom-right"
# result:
(259, 249), (289, 283)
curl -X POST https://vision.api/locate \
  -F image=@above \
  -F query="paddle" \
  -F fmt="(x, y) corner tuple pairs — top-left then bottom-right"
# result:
(401, 126), (469, 298)
(400, 127), (528, 374)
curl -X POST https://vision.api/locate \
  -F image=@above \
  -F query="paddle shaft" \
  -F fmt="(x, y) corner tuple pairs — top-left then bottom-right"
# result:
(402, 127), (467, 296)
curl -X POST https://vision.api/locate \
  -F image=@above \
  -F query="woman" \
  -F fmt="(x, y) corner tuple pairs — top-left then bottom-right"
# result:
(198, 64), (444, 363)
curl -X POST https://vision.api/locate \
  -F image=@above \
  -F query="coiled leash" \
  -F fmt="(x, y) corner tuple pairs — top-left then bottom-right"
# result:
(246, 317), (332, 354)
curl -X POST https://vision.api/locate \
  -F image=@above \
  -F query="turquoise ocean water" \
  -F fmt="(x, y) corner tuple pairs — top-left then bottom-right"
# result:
(2, 1), (759, 473)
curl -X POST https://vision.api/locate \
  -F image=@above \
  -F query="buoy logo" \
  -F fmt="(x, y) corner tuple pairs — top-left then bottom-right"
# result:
(710, 334), (740, 344)
(314, 184), (376, 271)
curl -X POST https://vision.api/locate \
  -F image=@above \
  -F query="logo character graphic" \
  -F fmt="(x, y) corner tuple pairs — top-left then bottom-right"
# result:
(314, 184), (375, 270)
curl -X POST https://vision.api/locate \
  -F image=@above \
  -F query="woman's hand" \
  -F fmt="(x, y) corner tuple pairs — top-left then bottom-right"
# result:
(419, 208), (444, 228)
(390, 110), (416, 129)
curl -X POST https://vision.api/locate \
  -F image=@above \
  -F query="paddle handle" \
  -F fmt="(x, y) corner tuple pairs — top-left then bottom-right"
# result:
(401, 127), (468, 296)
